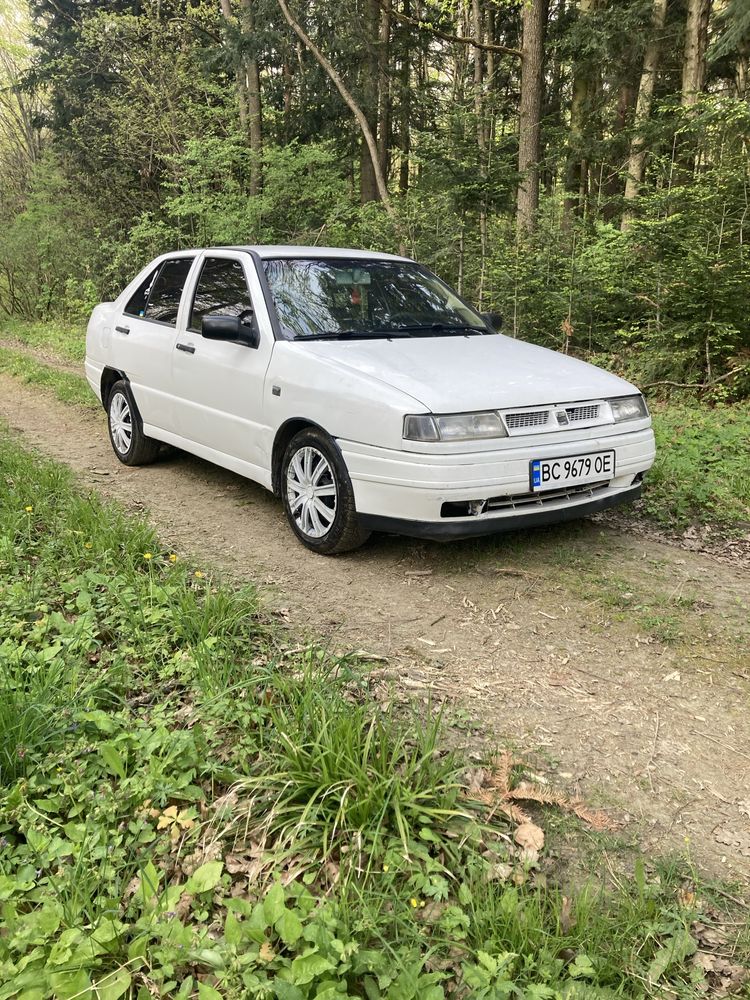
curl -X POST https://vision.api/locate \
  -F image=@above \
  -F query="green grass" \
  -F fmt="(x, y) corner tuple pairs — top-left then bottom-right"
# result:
(1, 430), (748, 998)
(0, 316), (86, 363)
(0, 345), (97, 409)
(647, 403), (750, 530)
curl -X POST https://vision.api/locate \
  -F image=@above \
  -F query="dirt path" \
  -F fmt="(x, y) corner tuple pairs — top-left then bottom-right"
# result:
(2, 370), (749, 880)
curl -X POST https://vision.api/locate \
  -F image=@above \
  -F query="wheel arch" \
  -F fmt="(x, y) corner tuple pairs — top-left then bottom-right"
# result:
(271, 417), (334, 495)
(100, 367), (128, 410)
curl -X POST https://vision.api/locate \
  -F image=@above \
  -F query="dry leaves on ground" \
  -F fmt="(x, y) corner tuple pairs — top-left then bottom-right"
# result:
(467, 750), (618, 861)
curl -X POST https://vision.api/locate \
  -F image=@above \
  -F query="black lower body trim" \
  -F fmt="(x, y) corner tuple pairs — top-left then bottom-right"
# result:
(358, 484), (642, 541)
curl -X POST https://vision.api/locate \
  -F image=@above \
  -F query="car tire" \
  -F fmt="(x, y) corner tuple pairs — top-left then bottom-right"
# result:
(107, 380), (161, 466)
(281, 427), (370, 555)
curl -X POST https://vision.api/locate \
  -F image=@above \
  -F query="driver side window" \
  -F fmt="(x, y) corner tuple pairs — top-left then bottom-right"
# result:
(190, 257), (254, 333)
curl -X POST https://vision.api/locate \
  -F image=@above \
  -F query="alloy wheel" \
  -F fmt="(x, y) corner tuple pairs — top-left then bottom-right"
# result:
(110, 392), (133, 455)
(286, 446), (338, 538)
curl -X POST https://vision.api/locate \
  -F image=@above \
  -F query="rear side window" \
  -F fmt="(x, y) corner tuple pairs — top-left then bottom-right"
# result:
(124, 266), (160, 317)
(142, 257), (194, 325)
(190, 257), (254, 332)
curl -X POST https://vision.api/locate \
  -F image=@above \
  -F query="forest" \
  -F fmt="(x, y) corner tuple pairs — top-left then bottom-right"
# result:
(0, 0), (749, 393)
(3, 4), (750, 997)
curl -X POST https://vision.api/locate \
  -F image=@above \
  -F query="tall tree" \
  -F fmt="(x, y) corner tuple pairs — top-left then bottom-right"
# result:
(621, 0), (669, 228)
(563, 0), (597, 227)
(275, 0), (395, 219)
(682, 0), (712, 105)
(220, 0), (264, 195)
(517, 0), (548, 232)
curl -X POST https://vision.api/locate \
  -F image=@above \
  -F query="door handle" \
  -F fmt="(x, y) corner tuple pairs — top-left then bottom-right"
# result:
(115, 325), (130, 335)
(175, 342), (196, 354)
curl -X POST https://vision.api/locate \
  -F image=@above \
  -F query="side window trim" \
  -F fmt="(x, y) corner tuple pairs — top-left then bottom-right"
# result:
(134, 261), (166, 319)
(123, 263), (161, 319)
(188, 256), (209, 334)
(188, 254), (253, 335)
(138, 256), (195, 327)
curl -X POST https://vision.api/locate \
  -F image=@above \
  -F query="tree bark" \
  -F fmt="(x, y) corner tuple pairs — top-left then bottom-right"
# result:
(377, 0), (392, 180)
(517, 0), (548, 233)
(682, 0), (712, 106)
(240, 0), (263, 196)
(276, 0), (396, 219)
(563, 0), (597, 228)
(621, 0), (668, 228)
(398, 0), (411, 192)
(220, 0), (263, 196)
(219, 0), (247, 130)
(360, 0), (381, 203)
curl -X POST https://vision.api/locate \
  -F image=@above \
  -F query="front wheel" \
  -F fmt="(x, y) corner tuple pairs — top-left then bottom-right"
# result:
(281, 428), (370, 555)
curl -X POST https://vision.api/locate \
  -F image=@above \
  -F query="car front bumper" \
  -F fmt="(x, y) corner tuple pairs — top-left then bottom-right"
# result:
(338, 425), (655, 540)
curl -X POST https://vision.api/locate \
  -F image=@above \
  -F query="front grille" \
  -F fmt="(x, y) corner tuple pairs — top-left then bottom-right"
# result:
(440, 481), (610, 518)
(566, 403), (600, 422)
(485, 481), (609, 511)
(505, 410), (549, 430)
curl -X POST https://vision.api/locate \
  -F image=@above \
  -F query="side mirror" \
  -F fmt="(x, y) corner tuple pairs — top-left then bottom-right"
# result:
(481, 311), (503, 332)
(202, 313), (259, 349)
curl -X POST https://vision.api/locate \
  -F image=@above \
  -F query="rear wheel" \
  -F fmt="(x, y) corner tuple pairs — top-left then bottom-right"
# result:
(281, 428), (370, 554)
(107, 380), (161, 466)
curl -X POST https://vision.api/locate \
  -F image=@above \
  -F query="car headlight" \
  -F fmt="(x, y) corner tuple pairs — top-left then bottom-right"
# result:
(403, 411), (508, 442)
(609, 395), (649, 423)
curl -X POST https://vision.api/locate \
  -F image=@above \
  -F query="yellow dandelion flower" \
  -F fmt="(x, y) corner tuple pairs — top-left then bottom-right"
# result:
(194, 570), (205, 579)
(25, 505), (33, 513)
(410, 897), (419, 908)
(84, 542), (93, 550)
(382, 864), (390, 872)
(168, 553), (178, 563)
(143, 552), (153, 561)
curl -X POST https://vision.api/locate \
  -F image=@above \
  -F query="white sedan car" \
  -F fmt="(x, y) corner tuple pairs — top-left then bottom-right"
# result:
(85, 246), (655, 554)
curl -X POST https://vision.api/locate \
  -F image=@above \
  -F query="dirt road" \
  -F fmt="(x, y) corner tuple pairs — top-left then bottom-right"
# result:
(2, 369), (749, 879)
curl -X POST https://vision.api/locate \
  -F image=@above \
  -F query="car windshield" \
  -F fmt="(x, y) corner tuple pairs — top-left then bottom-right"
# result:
(262, 258), (489, 339)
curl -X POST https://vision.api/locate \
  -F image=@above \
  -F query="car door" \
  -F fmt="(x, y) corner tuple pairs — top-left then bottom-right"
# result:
(170, 251), (274, 479)
(111, 255), (195, 434)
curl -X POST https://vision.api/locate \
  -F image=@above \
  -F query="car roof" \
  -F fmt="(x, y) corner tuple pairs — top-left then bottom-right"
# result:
(215, 245), (413, 262)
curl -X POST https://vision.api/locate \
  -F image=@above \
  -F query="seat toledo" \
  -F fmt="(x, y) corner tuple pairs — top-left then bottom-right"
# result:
(85, 246), (655, 554)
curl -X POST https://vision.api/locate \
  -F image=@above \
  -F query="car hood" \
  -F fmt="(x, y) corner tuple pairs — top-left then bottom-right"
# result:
(299, 334), (639, 412)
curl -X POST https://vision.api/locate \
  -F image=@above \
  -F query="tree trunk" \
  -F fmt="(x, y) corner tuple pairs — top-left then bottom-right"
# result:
(220, 0), (263, 195)
(276, 0), (396, 220)
(398, 0), (411, 192)
(240, 0), (263, 196)
(472, 0), (487, 157)
(220, 0), (247, 130)
(377, 0), (392, 180)
(621, 0), (668, 229)
(360, 0), (381, 202)
(563, 0), (597, 228)
(517, 0), (548, 233)
(682, 0), (712, 106)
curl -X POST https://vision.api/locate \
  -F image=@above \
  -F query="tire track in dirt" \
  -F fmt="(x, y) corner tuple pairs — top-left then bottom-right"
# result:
(2, 369), (749, 878)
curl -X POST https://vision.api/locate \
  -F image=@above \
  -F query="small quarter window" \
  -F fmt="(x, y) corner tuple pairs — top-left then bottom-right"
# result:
(124, 265), (160, 317)
(190, 257), (254, 332)
(142, 257), (194, 326)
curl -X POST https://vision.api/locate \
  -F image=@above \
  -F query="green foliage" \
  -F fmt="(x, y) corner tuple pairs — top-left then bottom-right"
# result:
(1, 433), (740, 997)
(645, 403), (750, 528)
(0, 317), (87, 363)
(0, 345), (97, 408)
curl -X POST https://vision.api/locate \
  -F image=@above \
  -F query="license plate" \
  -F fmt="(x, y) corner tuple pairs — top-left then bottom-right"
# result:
(530, 450), (615, 492)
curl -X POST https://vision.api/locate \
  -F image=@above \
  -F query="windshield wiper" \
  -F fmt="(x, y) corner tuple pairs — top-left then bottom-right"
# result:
(390, 323), (487, 336)
(300, 329), (414, 341)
